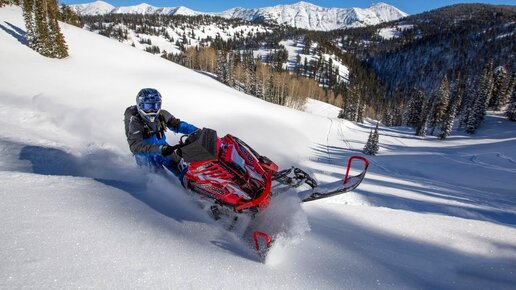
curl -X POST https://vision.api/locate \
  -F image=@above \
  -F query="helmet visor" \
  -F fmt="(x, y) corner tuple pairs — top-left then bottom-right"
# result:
(141, 102), (161, 113)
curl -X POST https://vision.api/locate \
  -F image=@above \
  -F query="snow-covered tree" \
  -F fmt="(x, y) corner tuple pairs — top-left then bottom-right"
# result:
(357, 103), (366, 123)
(341, 85), (360, 122)
(59, 4), (81, 27)
(363, 123), (379, 155)
(429, 76), (450, 135)
(405, 90), (425, 128)
(506, 102), (516, 121)
(0, 0), (19, 6)
(506, 73), (516, 121)
(438, 93), (461, 140)
(466, 63), (494, 134)
(47, 0), (68, 58)
(489, 66), (509, 111)
(21, 0), (68, 58)
(226, 51), (235, 87)
(416, 98), (432, 137)
(216, 50), (227, 84)
(22, 0), (36, 49)
(33, 0), (52, 56)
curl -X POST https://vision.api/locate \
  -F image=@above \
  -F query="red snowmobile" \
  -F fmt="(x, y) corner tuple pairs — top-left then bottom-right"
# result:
(167, 128), (369, 255)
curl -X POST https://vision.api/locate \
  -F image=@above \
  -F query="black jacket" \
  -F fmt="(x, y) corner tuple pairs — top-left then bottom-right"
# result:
(125, 106), (185, 154)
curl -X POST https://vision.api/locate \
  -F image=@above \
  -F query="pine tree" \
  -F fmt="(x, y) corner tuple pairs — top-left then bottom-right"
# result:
(506, 73), (516, 121)
(363, 123), (379, 155)
(22, 0), (36, 49)
(416, 98), (432, 136)
(216, 50), (227, 84)
(294, 54), (301, 77)
(506, 102), (516, 121)
(33, 0), (51, 56)
(357, 103), (366, 123)
(372, 123), (380, 154)
(226, 51), (235, 87)
(405, 90), (425, 128)
(429, 76), (450, 135)
(342, 85), (360, 122)
(466, 63), (494, 133)
(0, 0), (15, 6)
(363, 130), (374, 155)
(264, 73), (275, 103)
(459, 82), (482, 130)
(21, 0), (68, 58)
(59, 4), (81, 27)
(489, 66), (509, 110)
(47, 0), (68, 58)
(438, 93), (461, 140)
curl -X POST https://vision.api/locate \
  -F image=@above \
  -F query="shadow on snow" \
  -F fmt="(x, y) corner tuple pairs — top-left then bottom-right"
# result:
(0, 21), (27, 46)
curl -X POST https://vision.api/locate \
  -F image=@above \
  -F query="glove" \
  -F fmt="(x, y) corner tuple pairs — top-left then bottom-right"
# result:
(161, 144), (180, 156)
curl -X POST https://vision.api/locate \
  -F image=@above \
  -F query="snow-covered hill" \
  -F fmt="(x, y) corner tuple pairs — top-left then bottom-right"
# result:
(1, 5), (515, 289)
(70, 1), (408, 31)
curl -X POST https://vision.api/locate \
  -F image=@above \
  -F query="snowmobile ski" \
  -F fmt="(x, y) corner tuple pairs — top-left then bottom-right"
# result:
(253, 231), (273, 259)
(300, 156), (369, 202)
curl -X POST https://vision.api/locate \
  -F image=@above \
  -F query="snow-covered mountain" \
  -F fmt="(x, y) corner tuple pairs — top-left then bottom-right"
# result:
(69, 0), (114, 16)
(110, 2), (201, 16)
(70, 1), (407, 30)
(216, 1), (408, 30)
(71, 1), (202, 16)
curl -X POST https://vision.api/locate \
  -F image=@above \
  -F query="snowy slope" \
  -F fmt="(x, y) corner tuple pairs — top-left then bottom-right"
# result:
(71, 1), (408, 31)
(1, 5), (516, 289)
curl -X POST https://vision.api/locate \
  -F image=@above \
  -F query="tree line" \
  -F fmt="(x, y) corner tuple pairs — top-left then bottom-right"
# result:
(396, 63), (515, 139)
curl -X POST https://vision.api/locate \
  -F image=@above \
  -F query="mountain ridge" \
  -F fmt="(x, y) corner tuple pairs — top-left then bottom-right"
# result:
(70, 1), (408, 31)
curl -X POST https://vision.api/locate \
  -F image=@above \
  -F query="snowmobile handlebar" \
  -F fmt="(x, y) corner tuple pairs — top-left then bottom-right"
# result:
(344, 156), (369, 185)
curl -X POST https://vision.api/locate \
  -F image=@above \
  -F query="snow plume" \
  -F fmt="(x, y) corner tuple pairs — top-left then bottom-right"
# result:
(249, 193), (311, 264)
(142, 173), (212, 224)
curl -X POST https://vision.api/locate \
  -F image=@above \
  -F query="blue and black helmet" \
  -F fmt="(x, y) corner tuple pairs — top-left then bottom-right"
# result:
(136, 88), (162, 123)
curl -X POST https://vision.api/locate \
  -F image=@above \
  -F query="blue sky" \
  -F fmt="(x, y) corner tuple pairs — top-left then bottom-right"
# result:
(60, 0), (516, 14)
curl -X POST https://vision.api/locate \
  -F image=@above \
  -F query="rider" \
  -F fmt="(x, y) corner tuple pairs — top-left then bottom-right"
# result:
(125, 88), (198, 175)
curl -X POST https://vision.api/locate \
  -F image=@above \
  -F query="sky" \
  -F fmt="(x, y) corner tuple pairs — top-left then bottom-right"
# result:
(60, 0), (516, 14)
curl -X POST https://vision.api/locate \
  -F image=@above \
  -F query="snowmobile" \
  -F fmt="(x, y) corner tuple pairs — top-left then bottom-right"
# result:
(165, 128), (369, 256)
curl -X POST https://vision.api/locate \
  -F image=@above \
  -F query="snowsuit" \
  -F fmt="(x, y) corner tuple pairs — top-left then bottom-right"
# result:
(124, 105), (198, 171)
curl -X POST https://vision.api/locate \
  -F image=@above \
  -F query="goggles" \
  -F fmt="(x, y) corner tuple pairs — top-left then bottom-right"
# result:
(140, 102), (161, 112)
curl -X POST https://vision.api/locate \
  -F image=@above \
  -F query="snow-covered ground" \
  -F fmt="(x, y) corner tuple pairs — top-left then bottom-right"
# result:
(378, 25), (414, 40)
(1, 6), (515, 289)
(87, 21), (270, 56)
(253, 39), (350, 82)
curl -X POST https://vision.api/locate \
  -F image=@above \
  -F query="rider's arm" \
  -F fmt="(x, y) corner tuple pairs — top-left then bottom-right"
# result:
(126, 116), (161, 154)
(162, 110), (199, 134)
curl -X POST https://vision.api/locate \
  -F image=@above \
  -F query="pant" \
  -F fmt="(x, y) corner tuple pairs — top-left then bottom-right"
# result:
(134, 151), (182, 174)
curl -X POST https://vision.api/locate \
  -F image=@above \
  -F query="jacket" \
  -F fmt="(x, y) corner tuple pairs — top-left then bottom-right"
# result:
(125, 105), (198, 154)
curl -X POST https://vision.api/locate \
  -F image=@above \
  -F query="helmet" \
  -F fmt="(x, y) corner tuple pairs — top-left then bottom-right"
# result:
(136, 88), (162, 123)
